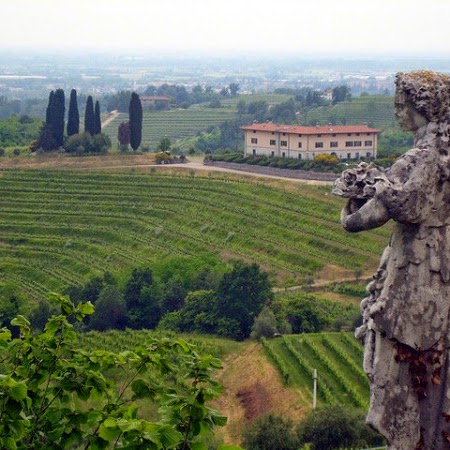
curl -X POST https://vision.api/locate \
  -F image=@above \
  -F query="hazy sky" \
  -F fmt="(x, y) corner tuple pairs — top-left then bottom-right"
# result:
(3, 0), (450, 56)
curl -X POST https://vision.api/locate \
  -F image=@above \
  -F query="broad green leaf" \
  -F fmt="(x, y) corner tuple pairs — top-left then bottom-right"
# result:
(10, 315), (30, 329)
(98, 420), (121, 442)
(9, 381), (28, 401)
(79, 301), (95, 316)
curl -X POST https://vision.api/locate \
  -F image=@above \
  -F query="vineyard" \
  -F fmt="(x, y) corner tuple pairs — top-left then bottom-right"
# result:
(0, 168), (390, 302)
(103, 107), (237, 149)
(262, 332), (368, 408)
(299, 96), (397, 129)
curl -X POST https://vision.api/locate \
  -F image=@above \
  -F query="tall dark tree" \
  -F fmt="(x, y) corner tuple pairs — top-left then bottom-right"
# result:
(52, 89), (65, 147)
(67, 89), (79, 136)
(39, 89), (64, 150)
(128, 92), (142, 151)
(84, 95), (95, 135)
(94, 100), (101, 135)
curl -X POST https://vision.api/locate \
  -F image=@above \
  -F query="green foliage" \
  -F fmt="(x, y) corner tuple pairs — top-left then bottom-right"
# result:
(64, 132), (111, 155)
(216, 261), (272, 340)
(250, 306), (280, 340)
(89, 285), (127, 331)
(0, 115), (42, 147)
(242, 413), (299, 450)
(297, 405), (384, 450)
(0, 294), (228, 449)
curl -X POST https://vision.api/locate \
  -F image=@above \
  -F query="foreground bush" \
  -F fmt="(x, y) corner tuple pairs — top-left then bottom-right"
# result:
(297, 405), (385, 450)
(0, 294), (235, 449)
(242, 413), (299, 450)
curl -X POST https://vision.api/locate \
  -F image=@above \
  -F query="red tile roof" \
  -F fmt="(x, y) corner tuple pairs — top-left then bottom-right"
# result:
(241, 123), (381, 134)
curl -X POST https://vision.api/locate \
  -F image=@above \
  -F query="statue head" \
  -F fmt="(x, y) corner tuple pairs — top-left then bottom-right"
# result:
(395, 71), (450, 129)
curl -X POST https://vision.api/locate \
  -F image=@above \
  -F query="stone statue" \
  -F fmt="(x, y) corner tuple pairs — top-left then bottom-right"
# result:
(333, 71), (450, 449)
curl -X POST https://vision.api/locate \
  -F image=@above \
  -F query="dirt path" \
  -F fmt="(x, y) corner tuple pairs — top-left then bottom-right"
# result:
(213, 342), (306, 446)
(101, 110), (120, 128)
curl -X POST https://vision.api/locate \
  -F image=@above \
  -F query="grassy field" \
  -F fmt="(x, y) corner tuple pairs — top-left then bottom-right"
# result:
(0, 167), (389, 303)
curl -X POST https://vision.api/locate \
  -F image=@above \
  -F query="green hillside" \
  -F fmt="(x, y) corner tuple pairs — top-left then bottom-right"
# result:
(262, 332), (368, 408)
(78, 328), (367, 409)
(103, 107), (237, 149)
(0, 168), (389, 302)
(300, 96), (396, 129)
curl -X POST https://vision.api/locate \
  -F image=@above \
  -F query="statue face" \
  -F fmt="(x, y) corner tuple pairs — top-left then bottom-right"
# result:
(395, 90), (428, 131)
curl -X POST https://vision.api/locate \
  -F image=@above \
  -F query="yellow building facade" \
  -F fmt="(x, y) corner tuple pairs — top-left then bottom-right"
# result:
(242, 123), (380, 160)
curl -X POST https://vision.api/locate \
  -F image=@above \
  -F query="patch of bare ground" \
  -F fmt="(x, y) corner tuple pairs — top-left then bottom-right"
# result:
(0, 154), (156, 170)
(212, 342), (305, 446)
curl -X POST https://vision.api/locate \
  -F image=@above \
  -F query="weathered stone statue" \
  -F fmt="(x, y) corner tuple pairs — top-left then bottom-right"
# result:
(333, 71), (450, 449)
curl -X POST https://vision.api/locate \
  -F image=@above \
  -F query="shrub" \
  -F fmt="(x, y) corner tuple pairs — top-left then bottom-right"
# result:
(13, 148), (21, 156)
(242, 413), (299, 450)
(64, 132), (111, 155)
(297, 405), (385, 450)
(251, 307), (279, 340)
(0, 148), (5, 156)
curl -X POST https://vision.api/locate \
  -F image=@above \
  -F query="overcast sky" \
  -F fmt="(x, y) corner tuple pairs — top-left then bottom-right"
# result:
(2, 0), (450, 56)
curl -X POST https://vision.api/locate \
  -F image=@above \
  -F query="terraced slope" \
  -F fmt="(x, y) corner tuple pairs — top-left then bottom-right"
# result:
(0, 169), (389, 301)
(262, 332), (368, 408)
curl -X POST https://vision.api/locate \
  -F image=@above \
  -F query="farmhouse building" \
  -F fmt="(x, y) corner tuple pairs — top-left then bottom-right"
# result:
(242, 123), (380, 160)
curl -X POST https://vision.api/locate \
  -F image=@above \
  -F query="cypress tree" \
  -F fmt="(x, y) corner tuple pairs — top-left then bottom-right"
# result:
(67, 89), (79, 136)
(129, 92), (142, 151)
(84, 96), (95, 135)
(45, 90), (54, 125)
(94, 100), (101, 135)
(52, 89), (65, 147)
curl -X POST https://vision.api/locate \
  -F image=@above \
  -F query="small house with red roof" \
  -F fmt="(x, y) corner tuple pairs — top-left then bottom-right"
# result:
(241, 123), (380, 160)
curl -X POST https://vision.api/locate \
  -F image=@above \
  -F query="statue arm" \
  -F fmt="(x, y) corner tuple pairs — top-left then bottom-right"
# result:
(341, 197), (390, 232)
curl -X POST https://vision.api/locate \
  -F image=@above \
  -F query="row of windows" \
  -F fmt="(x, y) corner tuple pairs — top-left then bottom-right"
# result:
(254, 130), (374, 137)
(252, 139), (374, 148)
(251, 149), (373, 159)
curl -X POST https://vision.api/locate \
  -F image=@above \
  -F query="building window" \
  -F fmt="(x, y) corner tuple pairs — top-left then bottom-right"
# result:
(281, 140), (288, 147)
(298, 154), (302, 159)
(298, 134), (302, 137)
(330, 141), (338, 148)
(356, 133), (360, 136)
(315, 142), (324, 148)
(364, 140), (373, 146)
(251, 138), (258, 144)
(317, 134), (322, 137)
(298, 142), (302, 148)
(347, 153), (351, 159)
(270, 139), (276, 145)
(347, 133), (352, 136)
(272, 132), (275, 135)
(332, 133), (336, 137)
(252, 149), (256, 155)
(253, 130), (256, 133)
(354, 141), (362, 147)
(271, 151), (275, 157)
(345, 141), (354, 147)
(282, 152), (286, 158)
(366, 152), (372, 158)
(355, 152), (360, 159)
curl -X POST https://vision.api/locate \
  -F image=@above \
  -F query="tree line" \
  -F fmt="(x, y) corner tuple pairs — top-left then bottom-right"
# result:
(33, 88), (110, 154)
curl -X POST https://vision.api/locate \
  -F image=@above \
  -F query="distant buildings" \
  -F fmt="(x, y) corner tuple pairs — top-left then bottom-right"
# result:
(241, 123), (380, 160)
(140, 96), (170, 110)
